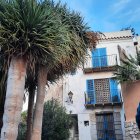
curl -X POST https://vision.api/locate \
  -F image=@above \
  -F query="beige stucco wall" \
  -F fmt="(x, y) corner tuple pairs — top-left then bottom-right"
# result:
(122, 80), (140, 122)
(44, 79), (63, 104)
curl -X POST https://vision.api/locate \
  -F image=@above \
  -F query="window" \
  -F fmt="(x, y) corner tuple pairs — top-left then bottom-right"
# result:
(84, 121), (89, 126)
(86, 78), (120, 104)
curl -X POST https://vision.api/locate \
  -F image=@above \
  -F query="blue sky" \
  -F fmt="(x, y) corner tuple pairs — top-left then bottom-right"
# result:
(54, 0), (140, 34)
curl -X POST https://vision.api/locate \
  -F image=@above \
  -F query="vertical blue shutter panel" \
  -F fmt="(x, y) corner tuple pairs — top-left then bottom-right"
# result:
(92, 49), (100, 68)
(109, 79), (120, 102)
(92, 48), (108, 68)
(99, 48), (108, 67)
(86, 79), (95, 104)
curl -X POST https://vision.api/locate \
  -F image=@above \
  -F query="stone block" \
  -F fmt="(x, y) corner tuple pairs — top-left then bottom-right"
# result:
(114, 121), (121, 125)
(133, 138), (137, 140)
(126, 131), (130, 137)
(130, 131), (134, 135)
(115, 124), (122, 130)
(115, 134), (123, 140)
(115, 129), (123, 135)
(90, 124), (96, 130)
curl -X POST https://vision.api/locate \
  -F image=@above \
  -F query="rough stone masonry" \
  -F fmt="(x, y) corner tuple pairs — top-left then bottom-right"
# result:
(125, 122), (140, 140)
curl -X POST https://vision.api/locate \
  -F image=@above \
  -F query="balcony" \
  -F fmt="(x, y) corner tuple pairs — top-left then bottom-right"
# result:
(84, 54), (118, 73)
(85, 89), (122, 108)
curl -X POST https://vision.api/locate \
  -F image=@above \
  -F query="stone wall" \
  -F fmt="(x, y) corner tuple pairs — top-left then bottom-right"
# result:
(90, 113), (97, 140)
(125, 122), (140, 140)
(114, 112), (123, 140)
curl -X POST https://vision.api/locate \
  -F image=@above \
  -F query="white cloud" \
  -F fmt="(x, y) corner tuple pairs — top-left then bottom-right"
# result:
(114, 6), (140, 24)
(111, 0), (132, 14)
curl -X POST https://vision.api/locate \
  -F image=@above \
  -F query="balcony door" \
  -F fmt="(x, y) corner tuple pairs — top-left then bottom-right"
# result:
(95, 79), (110, 104)
(96, 113), (116, 140)
(92, 48), (107, 68)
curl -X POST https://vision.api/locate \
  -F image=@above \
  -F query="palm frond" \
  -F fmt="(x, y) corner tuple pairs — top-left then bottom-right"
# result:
(115, 51), (140, 83)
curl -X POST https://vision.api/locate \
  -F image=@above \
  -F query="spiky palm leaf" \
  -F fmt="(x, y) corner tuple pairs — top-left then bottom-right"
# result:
(0, 0), (99, 108)
(115, 51), (140, 83)
(0, 0), (99, 80)
(0, 0), (71, 72)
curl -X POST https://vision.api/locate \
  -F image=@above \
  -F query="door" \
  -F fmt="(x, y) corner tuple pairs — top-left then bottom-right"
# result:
(92, 48), (107, 68)
(96, 113), (116, 140)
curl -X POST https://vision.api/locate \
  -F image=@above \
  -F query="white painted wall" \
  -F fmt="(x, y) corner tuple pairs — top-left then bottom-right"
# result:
(85, 37), (137, 68)
(63, 70), (119, 114)
(78, 114), (91, 140)
(62, 31), (137, 140)
(135, 36), (140, 51)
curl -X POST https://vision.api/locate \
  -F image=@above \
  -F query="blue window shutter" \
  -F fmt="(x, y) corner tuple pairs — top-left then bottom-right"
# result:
(92, 49), (100, 68)
(92, 48), (107, 68)
(86, 79), (95, 104)
(99, 48), (107, 67)
(109, 79), (120, 102)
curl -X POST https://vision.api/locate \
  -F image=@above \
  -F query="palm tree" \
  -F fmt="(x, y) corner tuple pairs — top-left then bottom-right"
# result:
(0, 0), (81, 139)
(31, 2), (99, 140)
(25, 73), (37, 140)
(0, 54), (8, 135)
(0, 0), (98, 139)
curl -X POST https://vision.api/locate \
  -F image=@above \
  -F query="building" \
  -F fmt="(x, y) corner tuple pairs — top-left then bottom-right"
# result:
(45, 30), (139, 140)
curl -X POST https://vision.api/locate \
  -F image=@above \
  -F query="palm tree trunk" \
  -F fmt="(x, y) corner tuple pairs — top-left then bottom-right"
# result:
(26, 87), (35, 140)
(0, 57), (27, 140)
(31, 66), (47, 140)
(0, 94), (5, 136)
(0, 105), (4, 136)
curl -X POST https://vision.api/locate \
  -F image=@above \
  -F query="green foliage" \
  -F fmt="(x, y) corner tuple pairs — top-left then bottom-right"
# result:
(0, 0), (98, 91)
(115, 51), (140, 83)
(17, 111), (27, 140)
(17, 101), (71, 140)
(0, 1), (98, 139)
(121, 26), (138, 36)
(0, 0), (99, 94)
(0, 0), (94, 76)
(42, 99), (71, 140)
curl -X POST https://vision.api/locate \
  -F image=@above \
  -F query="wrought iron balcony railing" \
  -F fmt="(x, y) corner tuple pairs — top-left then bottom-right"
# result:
(84, 54), (118, 69)
(85, 89), (122, 105)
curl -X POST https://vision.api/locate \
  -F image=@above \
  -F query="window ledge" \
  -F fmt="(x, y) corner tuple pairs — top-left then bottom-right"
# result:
(85, 102), (123, 109)
(84, 66), (117, 74)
